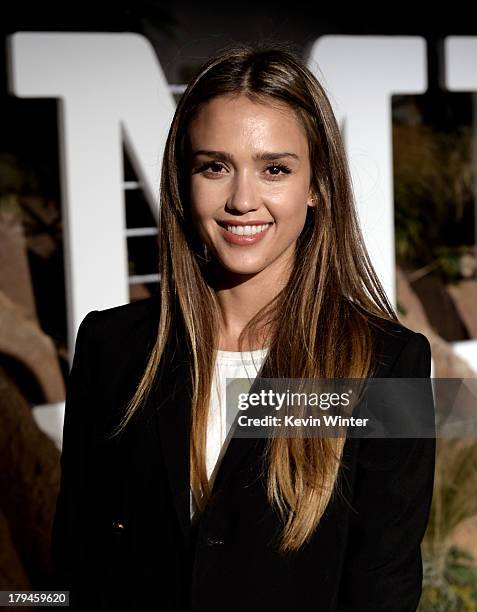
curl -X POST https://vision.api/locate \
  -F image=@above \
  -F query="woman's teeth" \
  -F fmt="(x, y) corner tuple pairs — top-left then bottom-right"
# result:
(226, 223), (270, 236)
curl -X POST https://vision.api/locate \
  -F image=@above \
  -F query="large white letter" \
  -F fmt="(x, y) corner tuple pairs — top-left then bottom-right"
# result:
(7, 32), (175, 350)
(444, 36), (477, 366)
(307, 36), (427, 305)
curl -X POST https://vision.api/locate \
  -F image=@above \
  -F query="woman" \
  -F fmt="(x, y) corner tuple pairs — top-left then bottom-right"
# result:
(50, 43), (435, 611)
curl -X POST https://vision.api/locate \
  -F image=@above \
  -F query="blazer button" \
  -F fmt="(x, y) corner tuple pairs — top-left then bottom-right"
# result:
(206, 536), (225, 546)
(111, 520), (125, 533)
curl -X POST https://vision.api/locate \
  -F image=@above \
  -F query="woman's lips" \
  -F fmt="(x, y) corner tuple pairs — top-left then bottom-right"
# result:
(217, 222), (272, 246)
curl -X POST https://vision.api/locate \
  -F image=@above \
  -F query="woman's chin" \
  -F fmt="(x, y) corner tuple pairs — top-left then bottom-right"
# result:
(210, 254), (269, 278)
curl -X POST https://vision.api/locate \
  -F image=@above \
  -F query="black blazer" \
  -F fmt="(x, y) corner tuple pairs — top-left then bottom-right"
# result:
(50, 293), (436, 612)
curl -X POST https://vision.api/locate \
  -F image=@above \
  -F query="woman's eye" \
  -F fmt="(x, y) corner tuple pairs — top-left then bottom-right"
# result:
(266, 164), (291, 177)
(198, 161), (225, 174)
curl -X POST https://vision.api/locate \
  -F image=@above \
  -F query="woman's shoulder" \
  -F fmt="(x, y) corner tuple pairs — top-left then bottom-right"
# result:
(93, 293), (160, 330)
(371, 319), (431, 378)
(349, 302), (431, 377)
(76, 294), (161, 374)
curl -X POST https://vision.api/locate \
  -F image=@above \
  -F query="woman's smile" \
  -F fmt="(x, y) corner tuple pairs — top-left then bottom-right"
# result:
(216, 220), (273, 246)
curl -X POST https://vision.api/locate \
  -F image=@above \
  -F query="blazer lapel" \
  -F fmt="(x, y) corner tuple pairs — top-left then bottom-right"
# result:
(150, 312), (269, 547)
(152, 321), (192, 551)
(210, 364), (272, 494)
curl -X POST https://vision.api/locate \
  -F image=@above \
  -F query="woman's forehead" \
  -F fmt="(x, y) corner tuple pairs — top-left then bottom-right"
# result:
(187, 95), (309, 152)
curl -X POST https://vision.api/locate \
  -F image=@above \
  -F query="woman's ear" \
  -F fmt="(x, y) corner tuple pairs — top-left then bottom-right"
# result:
(307, 193), (317, 208)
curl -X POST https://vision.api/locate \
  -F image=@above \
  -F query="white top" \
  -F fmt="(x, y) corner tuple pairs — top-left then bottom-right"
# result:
(190, 347), (268, 520)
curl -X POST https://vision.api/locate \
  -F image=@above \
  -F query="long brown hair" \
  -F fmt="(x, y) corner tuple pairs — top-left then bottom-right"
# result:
(110, 42), (399, 553)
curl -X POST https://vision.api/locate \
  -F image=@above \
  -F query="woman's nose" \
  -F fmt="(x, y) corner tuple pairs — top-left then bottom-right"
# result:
(226, 174), (259, 213)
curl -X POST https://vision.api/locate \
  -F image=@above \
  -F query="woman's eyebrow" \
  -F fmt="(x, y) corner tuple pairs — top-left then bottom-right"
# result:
(191, 150), (300, 162)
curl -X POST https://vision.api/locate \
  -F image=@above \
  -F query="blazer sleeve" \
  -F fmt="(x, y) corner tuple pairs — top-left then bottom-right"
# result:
(49, 310), (99, 602)
(337, 332), (436, 612)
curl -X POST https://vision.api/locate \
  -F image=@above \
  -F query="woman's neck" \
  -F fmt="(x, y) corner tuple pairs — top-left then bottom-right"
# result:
(209, 258), (291, 352)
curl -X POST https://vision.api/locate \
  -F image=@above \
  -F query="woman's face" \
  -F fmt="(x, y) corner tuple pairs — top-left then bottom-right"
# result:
(187, 94), (315, 278)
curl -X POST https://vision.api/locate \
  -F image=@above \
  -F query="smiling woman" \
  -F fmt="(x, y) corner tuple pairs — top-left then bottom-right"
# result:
(50, 43), (436, 612)
(187, 95), (314, 283)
